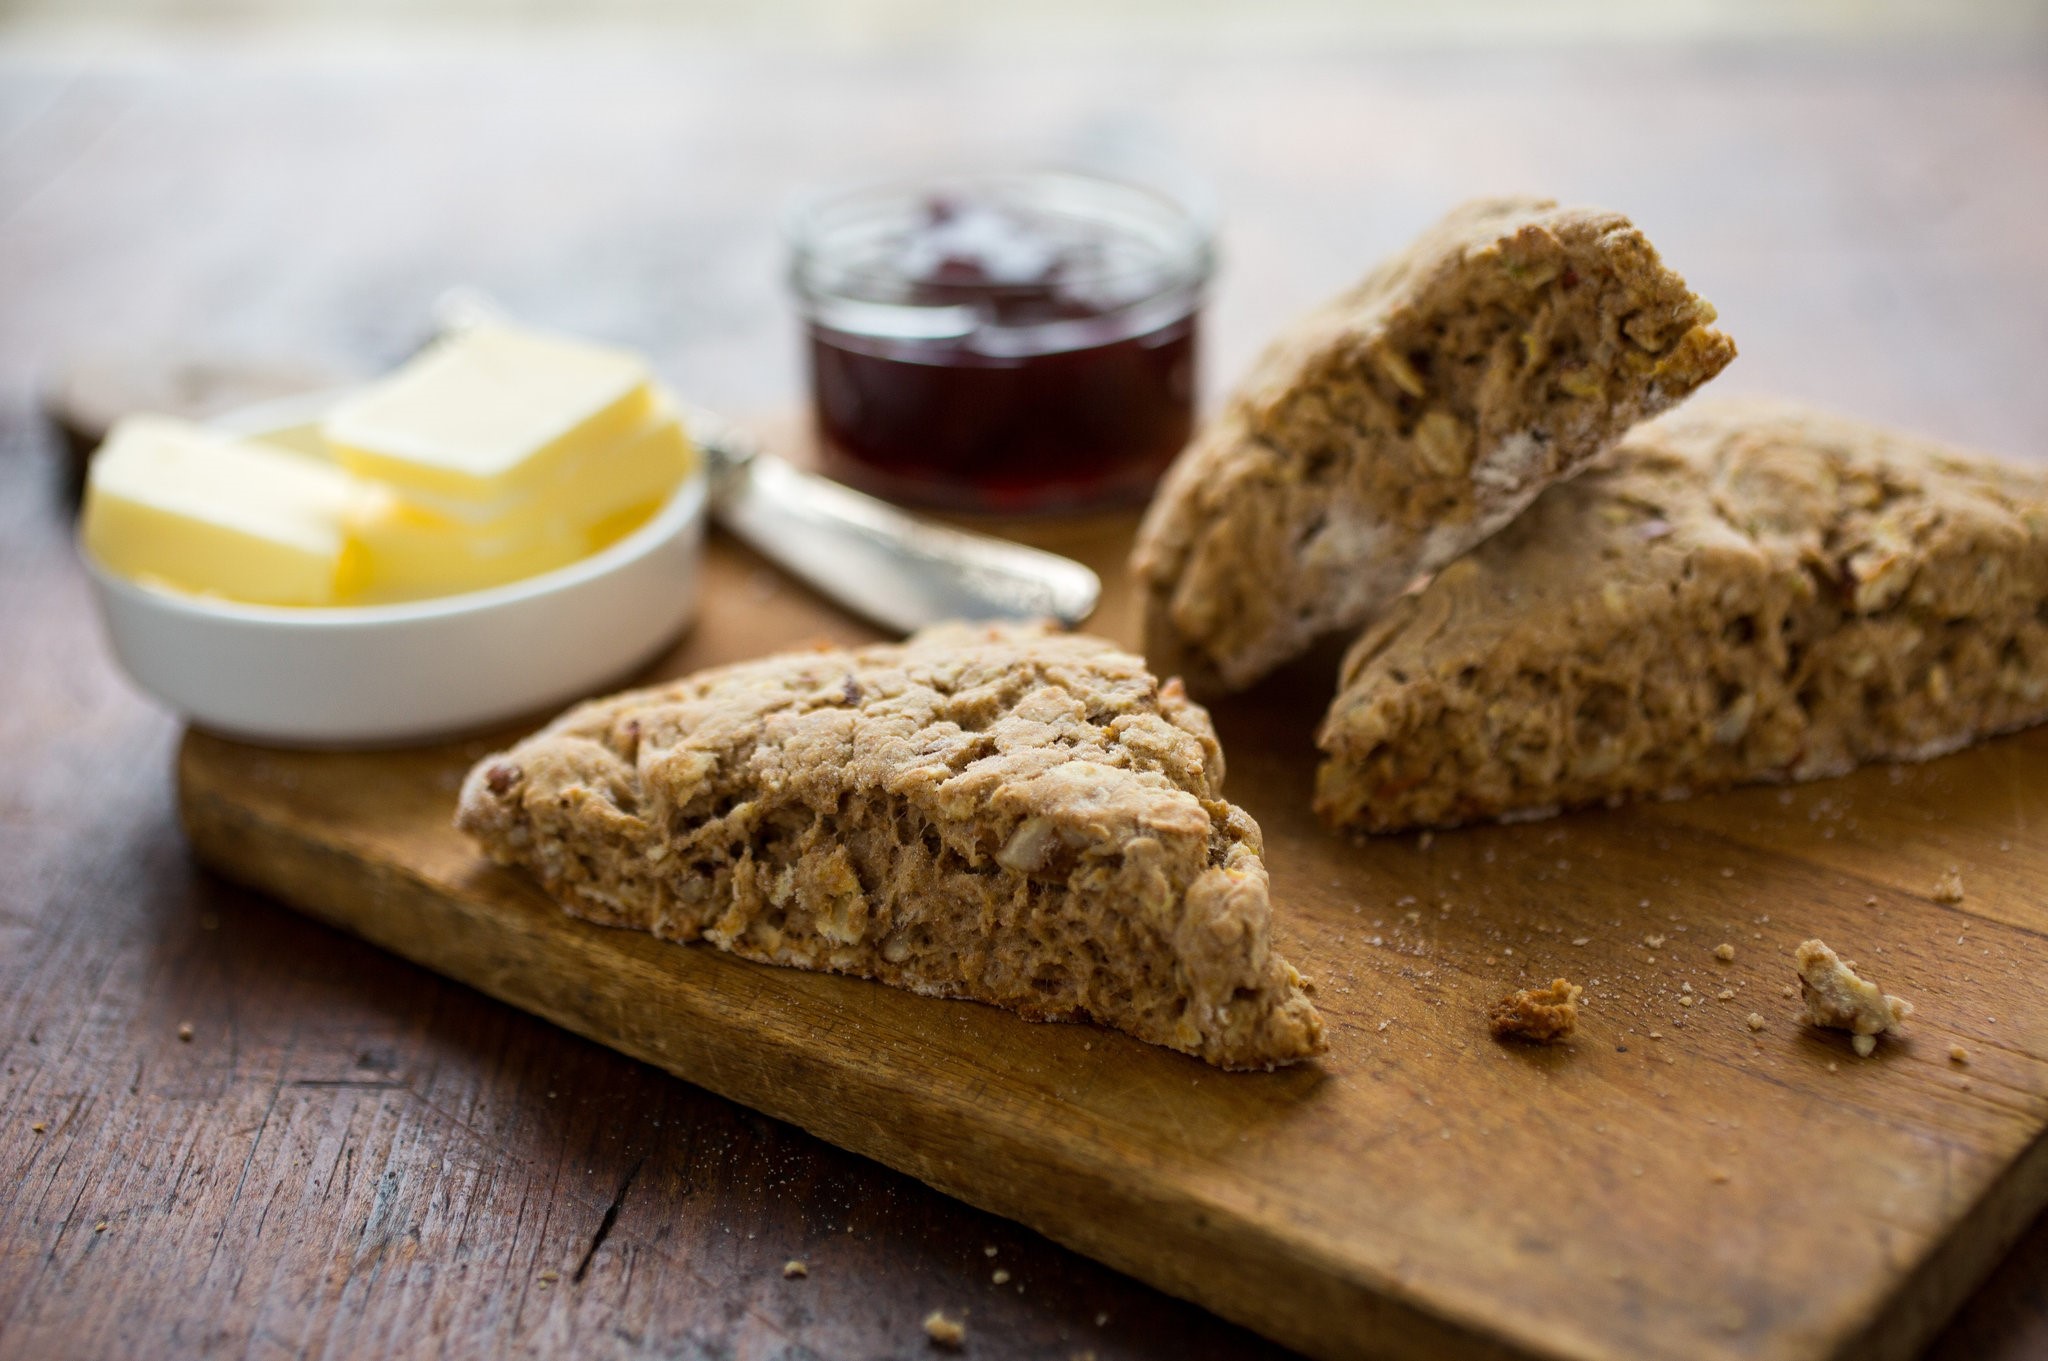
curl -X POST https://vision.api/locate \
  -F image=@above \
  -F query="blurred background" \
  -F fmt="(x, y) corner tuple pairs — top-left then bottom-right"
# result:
(4, 0), (2046, 447)
(6, 8), (2048, 1360)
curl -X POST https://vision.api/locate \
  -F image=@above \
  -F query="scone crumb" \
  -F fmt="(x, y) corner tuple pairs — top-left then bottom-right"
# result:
(537, 1269), (559, 1284)
(1488, 978), (1582, 1044)
(1949, 1045), (1970, 1065)
(177, 1022), (194, 1042)
(1746, 1012), (1766, 1032)
(1931, 869), (1966, 904)
(991, 1268), (1011, 1285)
(1714, 943), (1736, 962)
(1794, 938), (1911, 1056)
(1708, 1167), (1731, 1184)
(924, 1310), (967, 1349)
(783, 1260), (808, 1279)
(30, 1122), (45, 1133)
(1716, 989), (1736, 1001)
(94, 1222), (108, 1233)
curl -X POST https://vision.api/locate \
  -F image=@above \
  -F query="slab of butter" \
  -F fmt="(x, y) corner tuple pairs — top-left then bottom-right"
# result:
(378, 402), (695, 537)
(322, 323), (655, 503)
(82, 416), (367, 606)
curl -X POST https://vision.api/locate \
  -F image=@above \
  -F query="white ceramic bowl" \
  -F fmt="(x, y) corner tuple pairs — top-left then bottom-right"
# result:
(82, 397), (708, 747)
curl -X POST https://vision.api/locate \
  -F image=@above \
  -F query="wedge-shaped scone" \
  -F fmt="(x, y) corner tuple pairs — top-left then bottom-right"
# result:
(1134, 195), (1736, 690)
(457, 624), (1325, 1070)
(1316, 398), (2048, 831)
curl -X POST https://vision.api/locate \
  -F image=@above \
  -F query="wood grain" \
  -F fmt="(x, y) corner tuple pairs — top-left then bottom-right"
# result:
(173, 505), (2048, 1361)
(7, 34), (2048, 1361)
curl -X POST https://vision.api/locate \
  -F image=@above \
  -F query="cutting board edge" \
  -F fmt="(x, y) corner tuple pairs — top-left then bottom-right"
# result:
(175, 728), (2048, 1361)
(177, 735), (1583, 1361)
(1832, 1120), (2048, 1361)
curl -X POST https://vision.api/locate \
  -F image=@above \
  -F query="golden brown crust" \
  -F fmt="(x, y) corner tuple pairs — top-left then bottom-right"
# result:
(456, 623), (1325, 1070)
(1134, 195), (1735, 691)
(1315, 398), (2048, 832)
(1488, 978), (1583, 1044)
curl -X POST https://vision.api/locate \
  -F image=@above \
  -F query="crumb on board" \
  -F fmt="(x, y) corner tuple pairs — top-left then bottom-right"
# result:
(1488, 978), (1583, 1044)
(31, 1122), (46, 1133)
(1950, 1045), (1970, 1065)
(924, 1310), (967, 1349)
(1709, 1167), (1731, 1184)
(1644, 934), (1666, 949)
(1716, 989), (1736, 1001)
(94, 1222), (108, 1233)
(991, 1268), (1011, 1285)
(1794, 938), (1911, 1057)
(1746, 1012), (1766, 1032)
(177, 1022), (194, 1042)
(537, 1269), (559, 1284)
(1714, 943), (1736, 962)
(783, 1260), (808, 1279)
(1931, 869), (1966, 904)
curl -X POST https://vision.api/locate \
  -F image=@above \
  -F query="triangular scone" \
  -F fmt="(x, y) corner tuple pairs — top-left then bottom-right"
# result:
(457, 624), (1326, 1070)
(1315, 398), (2048, 832)
(1133, 195), (1736, 691)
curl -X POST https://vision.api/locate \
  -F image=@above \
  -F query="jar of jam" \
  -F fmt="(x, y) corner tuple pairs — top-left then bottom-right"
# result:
(789, 171), (1213, 514)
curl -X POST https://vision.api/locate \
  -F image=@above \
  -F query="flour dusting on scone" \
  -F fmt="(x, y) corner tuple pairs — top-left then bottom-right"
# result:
(457, 623), (1325, 1071)
(1133, 195), (1735, 691)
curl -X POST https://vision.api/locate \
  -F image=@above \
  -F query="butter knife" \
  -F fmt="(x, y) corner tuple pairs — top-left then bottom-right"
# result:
(431, 291), (1101, 635)
(683, 407), (1101, 635)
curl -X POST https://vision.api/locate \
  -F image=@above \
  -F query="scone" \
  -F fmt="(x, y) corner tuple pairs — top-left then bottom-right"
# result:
(457, 623), (1326, 1070)
(1315, 398), (2048, 832)
(1133, 195), (1736, 691)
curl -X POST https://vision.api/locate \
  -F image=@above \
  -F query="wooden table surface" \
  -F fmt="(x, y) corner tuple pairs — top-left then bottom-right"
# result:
(4, 29), (2048, 1360)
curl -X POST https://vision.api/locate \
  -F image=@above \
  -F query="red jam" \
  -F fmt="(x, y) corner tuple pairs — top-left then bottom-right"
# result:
(791, 174), (1211, 514)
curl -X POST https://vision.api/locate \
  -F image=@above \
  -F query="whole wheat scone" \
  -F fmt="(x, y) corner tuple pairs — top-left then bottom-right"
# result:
(456, 624), (1325, 1070)
(1315, 398), (2048, 832)
(1133, 195), (1736, 691)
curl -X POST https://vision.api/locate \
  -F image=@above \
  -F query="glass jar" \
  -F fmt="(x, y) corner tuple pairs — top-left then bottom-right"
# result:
(789, 170), (1213, 515)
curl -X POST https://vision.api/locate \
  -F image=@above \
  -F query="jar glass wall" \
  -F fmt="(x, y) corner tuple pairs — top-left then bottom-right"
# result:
(789, 171), (1213, 515)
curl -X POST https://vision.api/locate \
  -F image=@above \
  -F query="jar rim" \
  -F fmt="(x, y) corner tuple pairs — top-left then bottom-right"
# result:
(787, 167), (1215, 306)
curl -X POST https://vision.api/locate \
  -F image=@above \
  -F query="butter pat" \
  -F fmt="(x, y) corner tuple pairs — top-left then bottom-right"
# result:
(82, 416), (366, 606)
(323, 323), (654, 502)
(346, 407), (691, 601)
(384, 401), (694, 537)
(351, 501), (593, 603)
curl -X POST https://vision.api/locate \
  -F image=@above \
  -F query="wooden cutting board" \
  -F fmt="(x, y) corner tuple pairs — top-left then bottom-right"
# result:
(176, 497), (2048, 1361)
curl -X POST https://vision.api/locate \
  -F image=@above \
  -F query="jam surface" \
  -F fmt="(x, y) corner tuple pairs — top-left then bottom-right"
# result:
(805, 192), (1200, 514)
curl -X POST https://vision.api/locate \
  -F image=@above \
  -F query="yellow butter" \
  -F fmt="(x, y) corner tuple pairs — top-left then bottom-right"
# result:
(344, 409), (690, 601)
(348, 500), (589, 602)
(82, 416), (367, 606)
(322, 323), (654, 502)
(381, 403), (694, 539)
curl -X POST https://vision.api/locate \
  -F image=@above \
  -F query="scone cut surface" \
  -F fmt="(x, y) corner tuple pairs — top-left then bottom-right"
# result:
(1316, 398), (2048, 832)
(457, 624), (1325, 1070)
(1133, 194), (1736, 690)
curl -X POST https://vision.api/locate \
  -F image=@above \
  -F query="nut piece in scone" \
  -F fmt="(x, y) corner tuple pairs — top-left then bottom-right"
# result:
(1316, 398), (2048, 832)
(457, 623), (1325, 1071)
(1134, 195), (1735, 691)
